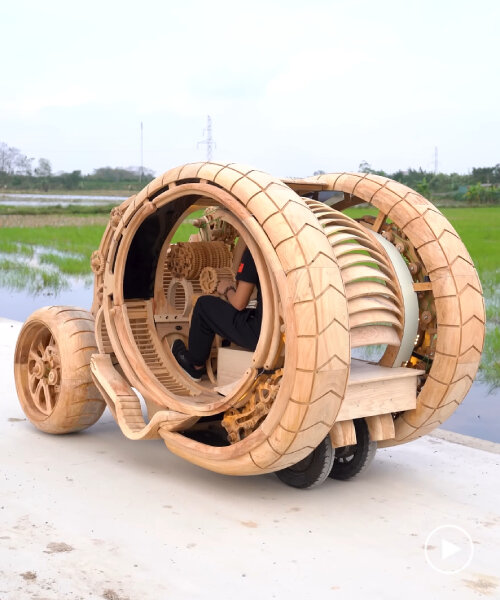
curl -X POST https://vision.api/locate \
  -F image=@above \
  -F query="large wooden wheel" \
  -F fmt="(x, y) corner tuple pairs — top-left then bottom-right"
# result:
(92, 163), (351, 475)
(301, 173), (486, 445)
(14, 307), (106, 434)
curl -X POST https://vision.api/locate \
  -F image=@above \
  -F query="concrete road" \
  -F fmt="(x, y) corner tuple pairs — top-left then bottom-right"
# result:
(1, 318), (499, 600)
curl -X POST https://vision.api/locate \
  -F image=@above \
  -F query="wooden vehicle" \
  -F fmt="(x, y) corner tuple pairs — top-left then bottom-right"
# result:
(14, 163), (486, 488)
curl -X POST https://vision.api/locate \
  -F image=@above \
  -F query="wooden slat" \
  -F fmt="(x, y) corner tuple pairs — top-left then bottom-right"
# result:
(350, 325), (401, 348)
(365, 414), (395, 441)
(281, 179), (328, 193)
(349, 309), (402, 329)
(329, 420), (357, 447)
(345, 280), (399, 303)
(371, 211), (387, 233)
(413, 281), (433, 292)
(348, 296), (402, 317)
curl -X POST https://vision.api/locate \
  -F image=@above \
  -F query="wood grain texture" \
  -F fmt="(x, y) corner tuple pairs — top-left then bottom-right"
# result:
(301, 172), (485, 445)
(15, 164), (484, 480)
(14, 306), (106, 434)
(94, 163), (351, 475)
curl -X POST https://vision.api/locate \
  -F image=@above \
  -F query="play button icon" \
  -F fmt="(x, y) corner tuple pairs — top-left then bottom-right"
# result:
(425, 525), (474, 574)
(441, 538), (461, 560)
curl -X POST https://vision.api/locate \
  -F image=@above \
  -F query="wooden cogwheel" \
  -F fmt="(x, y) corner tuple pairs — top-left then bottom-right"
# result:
(222, 370), (283, 444)
(90, 251), (105, 275)
(199, 266), (235, 294)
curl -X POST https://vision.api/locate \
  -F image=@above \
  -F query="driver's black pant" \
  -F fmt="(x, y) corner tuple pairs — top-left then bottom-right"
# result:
(188, 295), (261, 365)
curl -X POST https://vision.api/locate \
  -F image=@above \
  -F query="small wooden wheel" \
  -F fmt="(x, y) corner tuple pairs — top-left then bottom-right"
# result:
(329, 418), (377, 480)
(14, 306), (106, 434)
(275, 436), (334, 489)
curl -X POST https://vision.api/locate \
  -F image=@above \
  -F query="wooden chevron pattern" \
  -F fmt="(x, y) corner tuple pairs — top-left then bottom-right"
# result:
(101, 162), (351, 475)
(302, 172), (485, 444)
(14, 163), (485, 481)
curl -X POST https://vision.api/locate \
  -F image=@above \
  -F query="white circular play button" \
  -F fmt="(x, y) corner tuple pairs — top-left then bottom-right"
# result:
(425, 525), (474, 574)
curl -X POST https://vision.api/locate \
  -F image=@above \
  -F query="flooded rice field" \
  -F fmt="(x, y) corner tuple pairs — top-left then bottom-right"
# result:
(0, 282), (93, 321)
(0, 192), (128, 206)
(0, 199), (498, 444)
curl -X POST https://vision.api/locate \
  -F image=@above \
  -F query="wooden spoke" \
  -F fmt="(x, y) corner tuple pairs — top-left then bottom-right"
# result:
(371, 210), (387, 233)
(413, 281), (433, 292)
(24, 327), (61, 417)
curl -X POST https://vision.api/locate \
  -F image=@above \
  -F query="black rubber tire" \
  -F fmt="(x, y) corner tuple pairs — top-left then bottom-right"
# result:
(329, 418), (377, 481)
(275, 436), (334, 489)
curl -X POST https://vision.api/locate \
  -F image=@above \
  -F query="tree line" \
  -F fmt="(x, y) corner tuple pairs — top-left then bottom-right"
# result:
(0, 142), (154, 193)
(316, 160), (500, 204)
(1, 141), (498, 202)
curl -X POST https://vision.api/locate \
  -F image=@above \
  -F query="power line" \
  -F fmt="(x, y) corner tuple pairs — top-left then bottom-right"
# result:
(198, 115), (215, 162)
(140, 121), (144, 184)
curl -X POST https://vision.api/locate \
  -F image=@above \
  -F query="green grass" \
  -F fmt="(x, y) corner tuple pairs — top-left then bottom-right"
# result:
(0, 226), (101, 293)
(0, 225), (104, 258)
(0, 239), (34, 256)
(441, 209), (499, 386)
(441, 207), (499, 293)
(39, 253), (89, 275)
(171, 221), (200, 242)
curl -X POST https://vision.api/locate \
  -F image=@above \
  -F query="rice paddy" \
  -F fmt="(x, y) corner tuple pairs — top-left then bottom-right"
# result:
(1, 202), (498, 385)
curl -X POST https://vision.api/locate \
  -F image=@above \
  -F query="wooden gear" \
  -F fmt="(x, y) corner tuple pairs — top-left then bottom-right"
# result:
(13, 163), (485, 488)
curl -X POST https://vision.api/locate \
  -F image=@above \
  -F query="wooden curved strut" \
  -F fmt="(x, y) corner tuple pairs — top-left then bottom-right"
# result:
(91, 354), (197, 440)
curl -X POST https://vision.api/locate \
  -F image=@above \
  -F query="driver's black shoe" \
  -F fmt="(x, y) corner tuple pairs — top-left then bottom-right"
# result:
(171, 339), (206, 381)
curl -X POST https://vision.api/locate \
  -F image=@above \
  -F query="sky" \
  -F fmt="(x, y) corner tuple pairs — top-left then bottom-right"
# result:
(1, 0), (498, 178)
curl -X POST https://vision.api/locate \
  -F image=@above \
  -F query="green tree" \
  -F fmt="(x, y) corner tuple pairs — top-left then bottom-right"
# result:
(60, 170), (82, 190)
(35, 158), (52, 177)
(416, 177), (430, 199)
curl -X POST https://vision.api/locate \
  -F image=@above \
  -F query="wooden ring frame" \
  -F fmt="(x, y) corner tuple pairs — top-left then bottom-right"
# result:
(93, 163), (350, 475)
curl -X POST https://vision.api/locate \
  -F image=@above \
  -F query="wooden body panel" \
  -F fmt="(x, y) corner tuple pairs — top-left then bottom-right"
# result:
(92, 163), (351, 475)
(337, 360), (420, 421)
(302, 172), (485, 445)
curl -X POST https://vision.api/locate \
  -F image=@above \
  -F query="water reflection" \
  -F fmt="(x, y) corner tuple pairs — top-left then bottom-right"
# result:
(440, 381), (500, 443)
(0, 192), (127, 206)
(0, 284), (93, 322)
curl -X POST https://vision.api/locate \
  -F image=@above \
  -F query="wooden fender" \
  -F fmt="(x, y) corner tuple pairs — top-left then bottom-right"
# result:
(14, 306), (106, 434)
(302, 173), (486, 444)
(97, 163), (351, 475)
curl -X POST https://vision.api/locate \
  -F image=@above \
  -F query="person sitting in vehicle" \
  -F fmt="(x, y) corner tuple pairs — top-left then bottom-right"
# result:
(172, 247), (261, 381)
